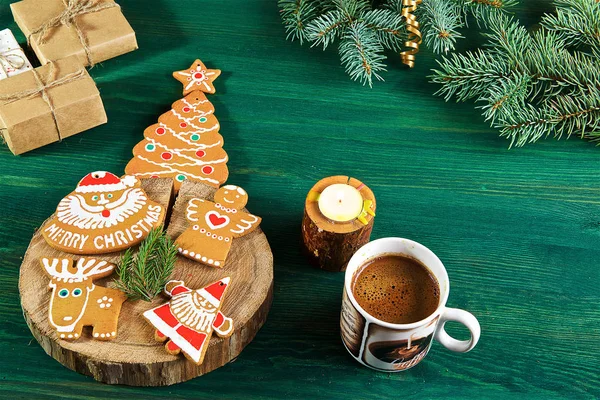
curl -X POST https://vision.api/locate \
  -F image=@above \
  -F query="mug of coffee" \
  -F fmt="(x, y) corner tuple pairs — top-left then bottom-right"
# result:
(340, 237), (480, 371)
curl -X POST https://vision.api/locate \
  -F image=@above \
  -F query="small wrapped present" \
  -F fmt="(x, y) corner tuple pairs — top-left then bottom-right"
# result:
(10, 0), (137, 67)
(0, 55), (107, 155)
(0, 28), (33, 80)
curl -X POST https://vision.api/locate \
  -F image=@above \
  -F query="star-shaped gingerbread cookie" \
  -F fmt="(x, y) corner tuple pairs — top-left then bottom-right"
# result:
(173, 59), (221, 95)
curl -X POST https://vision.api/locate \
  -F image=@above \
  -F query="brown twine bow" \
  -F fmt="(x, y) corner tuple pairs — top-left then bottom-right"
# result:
(0, 53), (26, 78)
(28, 0), (118, 67)
(400, 0), (423, 68)
(0, 62), (86, 142)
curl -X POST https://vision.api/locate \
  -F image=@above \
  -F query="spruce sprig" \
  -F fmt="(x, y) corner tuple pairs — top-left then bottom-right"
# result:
(541, 0), (600, 51)
(278, 0), (515, 85)
(431, 7), (600, 146)
(115, 227), (178, 301)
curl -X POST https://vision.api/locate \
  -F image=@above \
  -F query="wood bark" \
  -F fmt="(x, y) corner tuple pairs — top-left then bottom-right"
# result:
(301, 176), (376, 272)
(19, 178), (274, 386)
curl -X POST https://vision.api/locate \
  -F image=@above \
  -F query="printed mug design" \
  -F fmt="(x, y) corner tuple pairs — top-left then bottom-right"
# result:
(363, 319), (437, 371)
(340, 289), (365, 358)
(341, 287), (438, 371)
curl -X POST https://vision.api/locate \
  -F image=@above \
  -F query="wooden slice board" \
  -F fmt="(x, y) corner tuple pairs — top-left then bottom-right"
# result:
(19, 178), (273, 386)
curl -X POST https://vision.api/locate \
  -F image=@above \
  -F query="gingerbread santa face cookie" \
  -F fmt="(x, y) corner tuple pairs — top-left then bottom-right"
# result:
(175, 185), (262, 268)
(41, 257), (127, 340)
(143, 278), (234, 365)
(41, 172), (165, 254)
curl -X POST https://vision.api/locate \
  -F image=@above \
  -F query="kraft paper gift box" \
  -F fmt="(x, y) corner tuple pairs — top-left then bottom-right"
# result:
(0, 55), (107, 155)
(0, 28), (33, 80)
(10, 0), (137, 67)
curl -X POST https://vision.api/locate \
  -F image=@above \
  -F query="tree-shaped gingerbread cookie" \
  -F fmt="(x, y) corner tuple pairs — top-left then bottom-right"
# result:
(125, 59), (228, 193)
(175, 185), (261, 267)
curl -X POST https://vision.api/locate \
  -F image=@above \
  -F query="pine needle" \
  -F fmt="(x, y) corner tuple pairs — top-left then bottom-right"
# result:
(115, 227), (178, 301)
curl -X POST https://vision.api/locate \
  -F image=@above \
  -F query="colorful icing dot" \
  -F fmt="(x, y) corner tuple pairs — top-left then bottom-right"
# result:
(145, 143), (155, 152)
(194, 72), (204, 80)
(176, 174), (186, 182)
(190, 134), (200, 141)
(151, 175), (159, 178)
(202, 165), (214, 175)
(196, 150), (206, 158)
(180, 122), (187, 128)
(156, 127), (166, 135)
(161, 152), (173, 160)
(199, 117), (207, 123)
(182, 107), (191, 113)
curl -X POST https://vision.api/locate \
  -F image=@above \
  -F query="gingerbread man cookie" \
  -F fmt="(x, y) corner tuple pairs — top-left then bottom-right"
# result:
(125, 91), (229, 192)
(41, 171), (165, 254)
(41, 257), (127, 340)
(175, 185), (262, 267)
(143, 278), (234, 365)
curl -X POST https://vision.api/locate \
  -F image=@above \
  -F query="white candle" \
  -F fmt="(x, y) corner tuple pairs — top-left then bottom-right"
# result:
(318, 184), (363, 222)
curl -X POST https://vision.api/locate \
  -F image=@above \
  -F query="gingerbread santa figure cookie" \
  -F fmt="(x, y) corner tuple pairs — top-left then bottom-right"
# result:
(41, 257), (127, 340)
(143, 278), (233, 365)
(175, 185), (262, 267)
(41, 172), (165, 254)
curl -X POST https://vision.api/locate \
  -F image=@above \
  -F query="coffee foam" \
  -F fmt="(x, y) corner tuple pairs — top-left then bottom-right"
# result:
(352, 255), (440, 324)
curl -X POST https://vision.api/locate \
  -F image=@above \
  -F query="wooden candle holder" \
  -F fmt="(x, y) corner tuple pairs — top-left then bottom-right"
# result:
(301, 176), (376, 272)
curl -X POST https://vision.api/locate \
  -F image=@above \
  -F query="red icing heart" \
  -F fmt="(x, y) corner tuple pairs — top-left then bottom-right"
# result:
(205, 211), (230, 229)
(209, 213), (227, 226)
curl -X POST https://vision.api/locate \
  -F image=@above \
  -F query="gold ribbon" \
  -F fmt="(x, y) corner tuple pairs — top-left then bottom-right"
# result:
(28, 0), (118, 67)
(400, 0), (422, 68)
(0, 62), (86, 142)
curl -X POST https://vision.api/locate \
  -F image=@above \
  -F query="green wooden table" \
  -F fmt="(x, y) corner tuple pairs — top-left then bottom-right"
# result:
(1, 1), (598, 399)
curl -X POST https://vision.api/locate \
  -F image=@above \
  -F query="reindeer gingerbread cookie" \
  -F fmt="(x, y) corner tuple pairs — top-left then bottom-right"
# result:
(143, 278), (233, 365)
(41, 171), (165, 254)
(40, 257), (127, 340)
(175, 185), (261, 267)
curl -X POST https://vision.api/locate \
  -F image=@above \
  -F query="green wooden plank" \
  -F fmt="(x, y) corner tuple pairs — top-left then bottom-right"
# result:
(0, 1), (598, 398)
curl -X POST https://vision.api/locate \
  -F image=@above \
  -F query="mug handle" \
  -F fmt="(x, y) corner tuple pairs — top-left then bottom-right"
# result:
(434, 307), (480, 353)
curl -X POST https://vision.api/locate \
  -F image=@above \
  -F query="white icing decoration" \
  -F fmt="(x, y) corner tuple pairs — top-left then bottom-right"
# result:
(56, 188), (148, 230)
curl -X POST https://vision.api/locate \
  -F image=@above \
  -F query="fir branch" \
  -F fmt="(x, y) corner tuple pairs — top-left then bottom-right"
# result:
(464, 0), (518, 21)
(306, 10), (349, 49)
(432, 3), (600, 147)
(478, 72), (531, 125)
(483, 12), (531, 69)
(115, 227), (178, 301)
(431, 49), (513, 101)
(383, 0), (404, 14)
(419, 0), (465, 54)
(362, 8), (407, 52)
(495, 88), (600, 147)
(279, 0), (321, 44)
(541, 0), (600, 51)
(339, 20), (387, 86)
